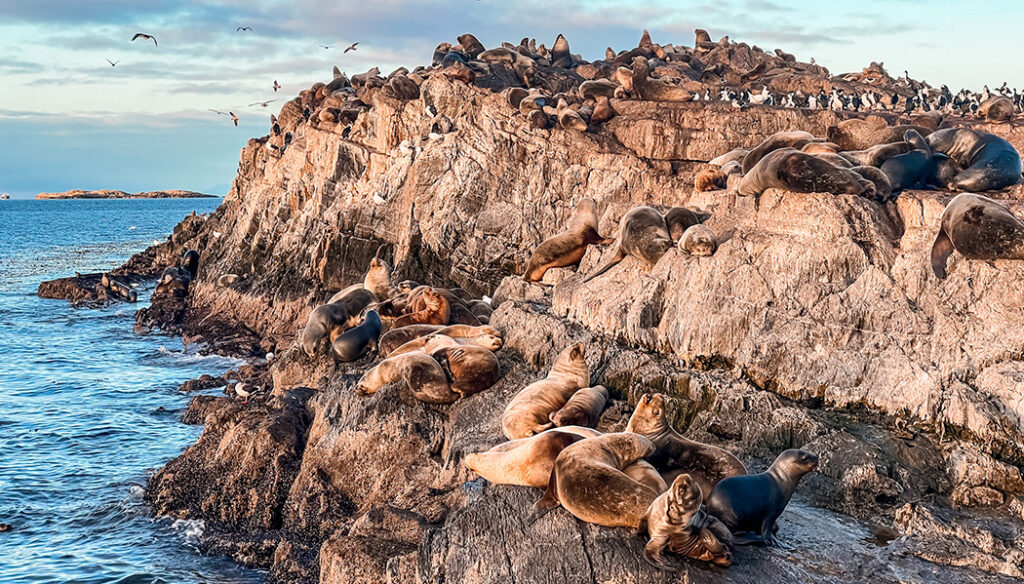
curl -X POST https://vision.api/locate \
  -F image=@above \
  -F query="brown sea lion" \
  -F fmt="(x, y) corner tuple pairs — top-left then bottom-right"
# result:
(800, 142), (840, 155)
(534, 432), (660, 528)
(850, 166), (893, 201)
(626, 393), (746, 500)
(740, 131), (821, 174)
(432, 344), (501, 397)
(579, 79), (618, 100)
(706, 449), (819, 545)
(678, 224), (717, 256)
(663, 207), (701, 242)
(737, 148), (876, 198)
(406, 286), (481, 325)
(557, 99), (587, 131)
(931, 193), (1024, 279)
(524, 197), (608, 282)
(584, 206), (674, 282)
(708, 148), (749, 168)
(839, 141), (912, 167)
(464, 428), (599, 487)
(590, 96), (615, 124)
(826, 116), (931, 151)
(301, 287), (377, 356)
(980, 96), (1015, 122)
(550, 385), (608, 428)
(631, 57), (692, 102)
(695, 169), (727, 192)
(502, 343), (589, 439)
(356, 351), (458, 404)
(392, 288), (450, 327)
(378, 324), (501, 357)
(364, 254), (397, 299)
(637, 474), (734, 570)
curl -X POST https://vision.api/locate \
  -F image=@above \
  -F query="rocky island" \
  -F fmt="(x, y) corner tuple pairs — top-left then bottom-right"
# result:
(42, 28), (1024, 584)
(34, 189), (217, 200)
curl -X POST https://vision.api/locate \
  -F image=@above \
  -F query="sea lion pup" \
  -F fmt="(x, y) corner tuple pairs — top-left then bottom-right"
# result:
(523, 197), (607, 282)
(708, 148), (749, 168)
(584, 206), (673, 282)
(557, 99), (587, 132)
(826, 116), (931, 151)
(740, 131), (821, 174)
(694, 169), (727, 191)
(392, 287), (450, 328)
(378, 324), (501, 357)
(678, 224), (717, 256)
(638, 474), (734, 570)
(926, 128), (1023, 191)
(533, 432), (661, 528)
(737, 148), (876, 198)
(331, 310), (382, 361)
(502, 343), (590, 439)
(432, 344), (501, 397)
(631, 57), (692, 102)
(626, 393), (746, 500)
(356, 351), (458, 404)
(549, 385), (608, 428)
(980, 96), (1015, 122)
(300, 287), (377, 356)
(706, 449), (819, 545)
(217, 273), (240, 288)
(930, 193), (1024, 279)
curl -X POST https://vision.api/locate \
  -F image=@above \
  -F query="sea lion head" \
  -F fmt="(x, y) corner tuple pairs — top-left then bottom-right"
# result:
(772, 449), (820, 481)
(397, 280), (420, 294)
(665, 473), (702, 524)
(472, 334), (503, 351)
(679, 224), (717, 257)
(625, 392), (668, 436)
(694, 526), (733, 567)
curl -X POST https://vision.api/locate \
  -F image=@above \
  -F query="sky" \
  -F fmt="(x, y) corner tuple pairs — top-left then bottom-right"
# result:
(1, 0), (1020, 198)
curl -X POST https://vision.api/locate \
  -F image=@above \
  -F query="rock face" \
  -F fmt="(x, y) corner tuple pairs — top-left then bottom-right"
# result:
(135, 64), (1024, 583)
(34, 189), (216, 199)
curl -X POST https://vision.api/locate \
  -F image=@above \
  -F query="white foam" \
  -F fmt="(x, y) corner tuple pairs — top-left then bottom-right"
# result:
(171, 518), (206, 541)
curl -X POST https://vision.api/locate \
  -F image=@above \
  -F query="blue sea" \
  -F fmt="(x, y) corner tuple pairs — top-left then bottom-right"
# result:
(0, 199), (263, 584)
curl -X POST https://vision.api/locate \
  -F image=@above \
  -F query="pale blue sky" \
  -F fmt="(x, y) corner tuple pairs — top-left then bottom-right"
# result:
(1, 0), (1019, 198)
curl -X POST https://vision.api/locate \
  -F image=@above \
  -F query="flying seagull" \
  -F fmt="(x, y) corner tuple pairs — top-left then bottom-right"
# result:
(318, 44), (333, 50)
(248, 99), (276, 108)
(106, 58), (119, 67)
(209, 109), (240, 126)
(131, 33), (157, 46)
(344, 42), (359, 53)
(236, 26), (253, 32)
(273, 80), (281, 92)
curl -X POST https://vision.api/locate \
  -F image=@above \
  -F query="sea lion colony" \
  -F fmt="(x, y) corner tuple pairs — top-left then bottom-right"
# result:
(149, 29), (1024, 572)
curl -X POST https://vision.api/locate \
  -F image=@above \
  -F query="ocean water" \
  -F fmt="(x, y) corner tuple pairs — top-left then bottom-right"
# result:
(0, 199), (264, 584)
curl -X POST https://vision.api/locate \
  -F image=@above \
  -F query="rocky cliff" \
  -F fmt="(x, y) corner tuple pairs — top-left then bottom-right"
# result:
(135, 65), (1024, 583)
(34, 189), (216, 199)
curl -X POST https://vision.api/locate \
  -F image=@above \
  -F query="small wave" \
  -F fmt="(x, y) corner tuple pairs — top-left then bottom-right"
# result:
(171, 518), (205, 541)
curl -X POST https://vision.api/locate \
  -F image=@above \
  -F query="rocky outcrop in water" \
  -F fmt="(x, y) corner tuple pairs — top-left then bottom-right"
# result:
(128, 30), (1024, 584)
(34, 189), (216, 200)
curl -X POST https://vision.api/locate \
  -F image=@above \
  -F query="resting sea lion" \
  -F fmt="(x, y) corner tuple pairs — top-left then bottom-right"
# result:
(534, 432), (660, 528)
(502, 343), (589, 439)
(584, 206), (673, 282)
(300, 287), (377, 356)
(432, 344), (501, 397)
(737, 148), (876, 198)
(706, 449), (818, 545)
(405, 286), (480, 325)
(695, 169), (727, 192)
(879, 130), (947, 193)
(980, 96), (1015, 122)
(464, 428), (597, 487)
(378, 324), (501, 357)
(638, 474), (734, 570)
(839, 141), (912, 167)
(331, 310), (382, 361)
(850, 166), (893, 202)
(397, 280), (420, 294)
(392, 287), (450, 327)
(524, 198), (608, 282)
(708, 148), (749, 168)
(678, 224), (717, 256)
(550, 385), (608, 428)
(356, 351), (458, 403)
(926, 128), (1022, 191)
(631, 57), (691, 102)
(930, 193), (1024, 279)
(626, 393), (746, 499)
(663, 207), (700, 242)
(741, 131), (820, 174)
(826, 116), (932, 151)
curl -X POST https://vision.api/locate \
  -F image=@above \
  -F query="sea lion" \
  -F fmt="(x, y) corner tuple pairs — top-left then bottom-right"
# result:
(590, 96), (615, 125)
(741, 131), (821, 174)
(678, 224), (717, 256)
(706, 449), (819, 545)
(181, 250), (199, 280)
(695, 169), (727, 192)
(631, 57), (691, 102)
(364, 253), (397, 299)
(331, 310), (382, 361)
(850, 166), (893, 201)
(534, 432), (660, 528)
(397, 280), (421, 294)
(579, 79), (618, 100)
(839, 141), (912, 167)
(432, 344), (501, 397)
(550, 34), (573, 68)
(663, 207), (701, 242)
(708, 148), (749, 168)
(980, 96), (1015, 122)
(737, 148), (876, 198)
(217, 274), (239, 288)
(637, 474), (734, 570)
(930, 193), (1024, 279)
(550, 385), (608, 428)
(826, 116), (931, 151)
(879, 130), (946, 193)
(467, 300), (492, 320)
(584, 206), (673, 282)
(300, 287), (377, 356)
(926, 128), (1022, 191)
(502, 343), (589, 439)
(626, 393), (746, 499)
(813, 152), (855, 168)
(464, 428), (599, 487)
(392, 287), (450, 327)
(557, 100), (587, 131)
(356, 351), (458, 404)
(524, 197), (608, 282)
(378, 324), (501, 357)
(800, 142), (840, 155)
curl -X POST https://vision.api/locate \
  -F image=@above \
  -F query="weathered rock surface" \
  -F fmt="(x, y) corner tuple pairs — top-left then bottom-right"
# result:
(130, 57), (1024, 583)
(34, 189), (216, 199)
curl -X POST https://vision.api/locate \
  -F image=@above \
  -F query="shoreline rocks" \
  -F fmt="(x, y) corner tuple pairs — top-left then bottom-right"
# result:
(34, 189), (217, 200)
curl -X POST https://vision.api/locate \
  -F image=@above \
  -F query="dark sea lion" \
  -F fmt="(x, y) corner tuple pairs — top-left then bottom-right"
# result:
(678, 224), (717, 256)
(584, 206), (673, 282)
(813, 152), (855, 168)
(741, 131), (820, 174)
(839, 141), (912, 167)
(926, 128), (1022, 191)
(549, 385), (608, 428)
(397, 280), (420, 294)
(637, 474), (733, 570)
(300, 287), (377, 356)
(524, 197), (608, 282)
(378, 324), (501, 357)
(706, 449), (819, 545)
(534, 432), (660, 528)
(392, 287), (450, 327)
(850, 166), (893, 202)
(356, 351), (458, 404)
(550, 34), (573, 68)
(826, 116), (932, 151)
(931, 193), (1024, 279)
(464, 428), (598, 487)
(663, 207), (700, 242)
(502, 343), (589, 439)
(331, 310), (382, 361)
(432, 344), (501, 397)
(626, 393), (746, 499)
(738, 148), (876, 198)
(880, 129), (944, 192)
(467, 300), (492, 320)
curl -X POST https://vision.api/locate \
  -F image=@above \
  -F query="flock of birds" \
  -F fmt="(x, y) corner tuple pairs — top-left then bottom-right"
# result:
(110, 29), (361, 127)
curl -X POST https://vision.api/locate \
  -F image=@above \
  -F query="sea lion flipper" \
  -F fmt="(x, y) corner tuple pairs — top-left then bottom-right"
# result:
(533, 468), (562, 512)
(643, 537), (680, 572)
(635, 515), (649, 537)
(930, 228), (954, 279)
(583, 247), (626, 282)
